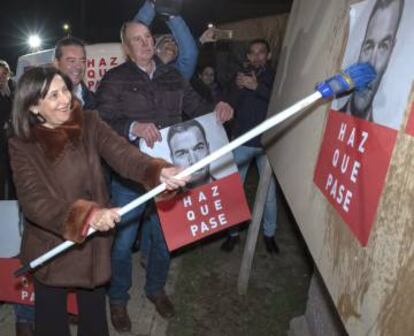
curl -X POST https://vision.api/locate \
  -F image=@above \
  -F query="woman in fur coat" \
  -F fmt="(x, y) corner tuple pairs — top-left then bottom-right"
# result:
(9, 66), (187, 336)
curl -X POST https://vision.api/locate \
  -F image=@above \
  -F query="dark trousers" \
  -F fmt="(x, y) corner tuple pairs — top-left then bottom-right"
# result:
(34, 279), (109, 336)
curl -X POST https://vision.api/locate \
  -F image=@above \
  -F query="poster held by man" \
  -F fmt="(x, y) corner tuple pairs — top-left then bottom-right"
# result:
(140, 112), (251, 250)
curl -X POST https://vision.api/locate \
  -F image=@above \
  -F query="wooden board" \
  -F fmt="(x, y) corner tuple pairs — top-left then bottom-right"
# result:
(263, 0), (414, 335)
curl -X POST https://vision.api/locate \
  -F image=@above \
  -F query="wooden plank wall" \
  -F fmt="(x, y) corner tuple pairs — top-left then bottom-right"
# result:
(263, 0), (414, 335)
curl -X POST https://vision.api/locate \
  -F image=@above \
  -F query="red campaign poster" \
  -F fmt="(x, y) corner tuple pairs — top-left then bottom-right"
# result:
(314, 110), (397, 246)
(405, 103), (414, 136)
(84, 44), (125, 91)
(139, 112), (252, 251)
(0, 258), (78, 314)
(156, 173), (251, 251)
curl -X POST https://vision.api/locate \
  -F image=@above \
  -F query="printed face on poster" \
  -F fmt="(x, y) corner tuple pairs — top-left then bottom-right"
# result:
(335, 0), (413, 129)
(140, 113), (251, 251)
(140, 112), (238, 184)
(313, 0), (413, 246)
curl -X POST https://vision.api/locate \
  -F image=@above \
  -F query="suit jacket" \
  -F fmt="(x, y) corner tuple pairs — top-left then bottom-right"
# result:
(228, 65), (275, 147)
(96, 59), (212, 139)
(9, 103), (170, 288)
(81, 82), (97, 110)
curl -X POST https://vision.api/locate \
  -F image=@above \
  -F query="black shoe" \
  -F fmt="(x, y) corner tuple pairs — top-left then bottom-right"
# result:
(220, 235), (240, 252)
(264, 235), (280, 254)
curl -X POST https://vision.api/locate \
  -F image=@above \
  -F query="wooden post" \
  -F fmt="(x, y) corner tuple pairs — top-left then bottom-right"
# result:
(238, 157), (273, 295)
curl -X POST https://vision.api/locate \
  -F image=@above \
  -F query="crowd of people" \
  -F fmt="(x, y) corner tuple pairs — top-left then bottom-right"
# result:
(0, 1), (280, 335)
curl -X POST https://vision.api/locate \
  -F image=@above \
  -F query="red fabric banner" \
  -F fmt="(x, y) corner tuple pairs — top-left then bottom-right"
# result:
(157, 173), (251, 251)
(314, 110), (397, 245)
(0, 258), (78, 314)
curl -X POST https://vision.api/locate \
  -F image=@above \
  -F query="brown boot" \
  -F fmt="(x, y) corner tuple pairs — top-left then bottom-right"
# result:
(15, 322), (34, 336)
(147, 290), (176, 319)
(109, 303), (131, 333)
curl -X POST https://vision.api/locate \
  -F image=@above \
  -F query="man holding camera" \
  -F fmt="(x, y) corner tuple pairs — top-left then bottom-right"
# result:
(223, 39), (279, 254)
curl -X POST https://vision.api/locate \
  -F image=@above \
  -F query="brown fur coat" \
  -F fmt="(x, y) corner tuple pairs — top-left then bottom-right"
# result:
(9, 103), (170, 288)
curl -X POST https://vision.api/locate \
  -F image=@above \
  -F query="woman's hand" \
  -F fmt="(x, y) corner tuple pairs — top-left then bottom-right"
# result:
(89, 208), (121, 232)
(160, 166), (190, 191)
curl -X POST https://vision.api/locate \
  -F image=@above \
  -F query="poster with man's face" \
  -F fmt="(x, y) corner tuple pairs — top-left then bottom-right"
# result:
(140, 113), (251, 251)
(140, 112), (238, 185)
(335, 0), (413, 129)
(313, 0), (413, 246)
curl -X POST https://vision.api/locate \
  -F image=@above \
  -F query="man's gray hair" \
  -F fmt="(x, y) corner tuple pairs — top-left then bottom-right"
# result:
(120, 20), (150, 44)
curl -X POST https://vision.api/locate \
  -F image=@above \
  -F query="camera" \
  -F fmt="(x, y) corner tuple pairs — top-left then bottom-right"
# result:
(212, 29), (233, 41)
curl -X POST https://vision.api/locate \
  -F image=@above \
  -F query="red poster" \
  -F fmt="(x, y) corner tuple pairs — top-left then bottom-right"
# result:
(405, 103), (414, 136)
(0, 258), (78, 314)
(314, 110), (397, 245)
(156, 173), (251, 251)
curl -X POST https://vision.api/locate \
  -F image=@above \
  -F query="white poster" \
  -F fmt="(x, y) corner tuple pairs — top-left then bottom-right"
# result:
(139, 112), (238, 187)
(0, 201), (22, 258)
(139, 113), (251, 251)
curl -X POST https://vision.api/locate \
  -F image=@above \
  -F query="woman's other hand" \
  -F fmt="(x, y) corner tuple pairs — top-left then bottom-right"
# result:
(89, 208), (121, 232)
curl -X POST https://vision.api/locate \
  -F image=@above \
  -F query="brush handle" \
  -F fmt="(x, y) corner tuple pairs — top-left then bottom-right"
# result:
(15, 91), (322, 276)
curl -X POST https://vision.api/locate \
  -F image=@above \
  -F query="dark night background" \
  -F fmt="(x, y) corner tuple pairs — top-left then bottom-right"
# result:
(0, 0), (291, 70)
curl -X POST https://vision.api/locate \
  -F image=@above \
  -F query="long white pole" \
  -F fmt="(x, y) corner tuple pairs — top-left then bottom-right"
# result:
(16, 91), (322, 275)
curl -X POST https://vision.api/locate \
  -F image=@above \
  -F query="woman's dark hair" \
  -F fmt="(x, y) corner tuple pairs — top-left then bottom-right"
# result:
(12, 66), (73, 140)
